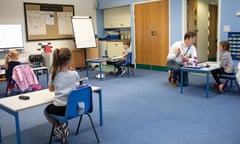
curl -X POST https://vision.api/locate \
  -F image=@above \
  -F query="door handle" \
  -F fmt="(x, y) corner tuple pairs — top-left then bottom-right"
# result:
(151, 30), (156, 36)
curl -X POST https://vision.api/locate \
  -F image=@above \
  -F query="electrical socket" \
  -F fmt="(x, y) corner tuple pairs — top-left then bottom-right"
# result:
(236, 11), (240, 16)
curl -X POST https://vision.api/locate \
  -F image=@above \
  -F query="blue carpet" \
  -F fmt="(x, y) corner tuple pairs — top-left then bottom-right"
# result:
(0, 69), (240, 144)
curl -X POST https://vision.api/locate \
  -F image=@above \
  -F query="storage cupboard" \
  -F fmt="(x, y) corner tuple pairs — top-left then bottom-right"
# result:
(106, 41), (123, 57)
(104, 6), (130, 28)
(71, 39), (99, 69)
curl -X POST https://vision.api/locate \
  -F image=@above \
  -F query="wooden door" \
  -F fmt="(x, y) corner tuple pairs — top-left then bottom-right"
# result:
(135, 2), (152, 65)
(187, 0), (198, 33)
(135, 0), (169, 68)
(151, 1), (169, 66)
(208, 4), (218, 60)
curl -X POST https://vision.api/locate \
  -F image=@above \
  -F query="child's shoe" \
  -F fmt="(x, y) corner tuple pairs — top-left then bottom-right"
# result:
(54, 125), (63, 138)
(213, 82), (218, 89)
(61, 127), (70, 143)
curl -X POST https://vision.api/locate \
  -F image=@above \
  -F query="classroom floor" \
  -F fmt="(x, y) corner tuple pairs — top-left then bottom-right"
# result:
(0, 69), (240, 144)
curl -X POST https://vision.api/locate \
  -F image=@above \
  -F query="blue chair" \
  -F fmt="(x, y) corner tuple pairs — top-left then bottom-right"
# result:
(48, 86), (100, 144)
(220, 60), (240, 91)
(120, 52), (134, 77)
(6, 64), (40, 96)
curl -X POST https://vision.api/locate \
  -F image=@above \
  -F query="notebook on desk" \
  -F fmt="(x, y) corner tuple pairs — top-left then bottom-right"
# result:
(111, 56), (121, 60)
(184, 61), (204, 69)
(109, 56), (121, 62)
(183, 65), (203, 69)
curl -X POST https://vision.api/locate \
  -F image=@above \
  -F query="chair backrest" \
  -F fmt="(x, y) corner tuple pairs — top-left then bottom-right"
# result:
(66, 86), (93, 119)
(124, 52), (132, 65)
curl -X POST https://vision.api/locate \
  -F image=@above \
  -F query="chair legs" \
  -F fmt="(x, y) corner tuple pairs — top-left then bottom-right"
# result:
(76, 115), (83, 134)
(76, 114), (100, 143)
(87, 113), (100, 143)
(222, 78), (240, 92)
(120, 65), (134, 77)
(49, 124), (56, 144)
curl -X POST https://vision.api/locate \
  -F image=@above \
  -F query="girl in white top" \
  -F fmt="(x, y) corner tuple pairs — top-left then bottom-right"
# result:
(44, 48), (80, 142)
(211, 41), (234, 93)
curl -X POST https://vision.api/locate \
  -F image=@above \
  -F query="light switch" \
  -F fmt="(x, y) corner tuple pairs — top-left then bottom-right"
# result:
(223, 25), (230, 32)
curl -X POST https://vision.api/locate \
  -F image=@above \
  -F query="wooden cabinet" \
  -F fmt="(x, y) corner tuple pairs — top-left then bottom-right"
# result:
(71, 39), (99, 69)
(71, 49), (85, 69)
(104, 6), (130, 28)
(107, 41), (123, 57)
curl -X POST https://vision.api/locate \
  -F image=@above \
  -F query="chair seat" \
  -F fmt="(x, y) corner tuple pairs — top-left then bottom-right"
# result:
(220, 73), (240, 91)
(220, 73), (236, 79)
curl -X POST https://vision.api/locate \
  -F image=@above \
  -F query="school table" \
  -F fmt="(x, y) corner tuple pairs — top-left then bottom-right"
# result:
(86, 58), (106, 79)
(180, 61), (220, 98)
(0, 86), (103, 144)
(32, 66), (49, 85)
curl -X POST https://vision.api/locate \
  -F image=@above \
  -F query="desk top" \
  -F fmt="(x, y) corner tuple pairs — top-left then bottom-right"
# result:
(32, 66), (48, 71)
(86, 58), (106, 63)
(0, 89), (54, 112)
(0, 69), (5, 75)
(0, 86), (101, 112)
(183, 61), (220, 72)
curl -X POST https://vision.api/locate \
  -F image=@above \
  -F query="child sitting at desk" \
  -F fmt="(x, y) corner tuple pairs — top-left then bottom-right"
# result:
(211, 40), (234, 93)
(44, 48), (80, 142)
(114, 41), (131, 75)
(5, 49), (21, 96)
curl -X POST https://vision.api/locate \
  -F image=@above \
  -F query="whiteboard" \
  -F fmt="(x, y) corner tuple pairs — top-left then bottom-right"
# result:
(0, 24), (24, 49)
(72, 16), (96, 49)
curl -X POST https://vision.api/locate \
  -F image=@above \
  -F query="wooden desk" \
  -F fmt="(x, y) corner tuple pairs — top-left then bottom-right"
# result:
(0, 86), (103, 144)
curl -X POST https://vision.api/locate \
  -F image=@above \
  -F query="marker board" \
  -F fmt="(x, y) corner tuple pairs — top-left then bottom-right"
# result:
(72, 16), (96, 49)
(0, 24), (24, 49)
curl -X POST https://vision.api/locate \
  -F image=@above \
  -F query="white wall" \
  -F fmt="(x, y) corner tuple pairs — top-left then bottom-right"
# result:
(0, 0), (96, 64)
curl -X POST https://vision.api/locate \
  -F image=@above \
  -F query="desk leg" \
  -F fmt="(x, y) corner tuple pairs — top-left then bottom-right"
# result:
(86, 61), (89, 77)
(206, 73), (209, 98)
(15, 113), (22, 144)
(99, 63), (102, 79)
(97, 90), (103, 126)
(0, 126), (2, 143)
(46, 69), (49, 86)
(36, 72), (39, 81)
(180, 69), (183, 94)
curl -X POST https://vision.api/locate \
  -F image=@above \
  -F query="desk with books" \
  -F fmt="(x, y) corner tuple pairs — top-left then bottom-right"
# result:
(180, 61), (220, 98)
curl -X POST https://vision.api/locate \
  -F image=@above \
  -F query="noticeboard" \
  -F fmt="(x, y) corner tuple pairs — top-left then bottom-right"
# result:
(228, 32), (240, 60)
(24, 2), (74, 41)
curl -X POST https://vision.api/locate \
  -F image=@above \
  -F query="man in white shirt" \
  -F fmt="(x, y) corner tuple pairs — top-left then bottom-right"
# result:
(167, 32), (197, 87)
